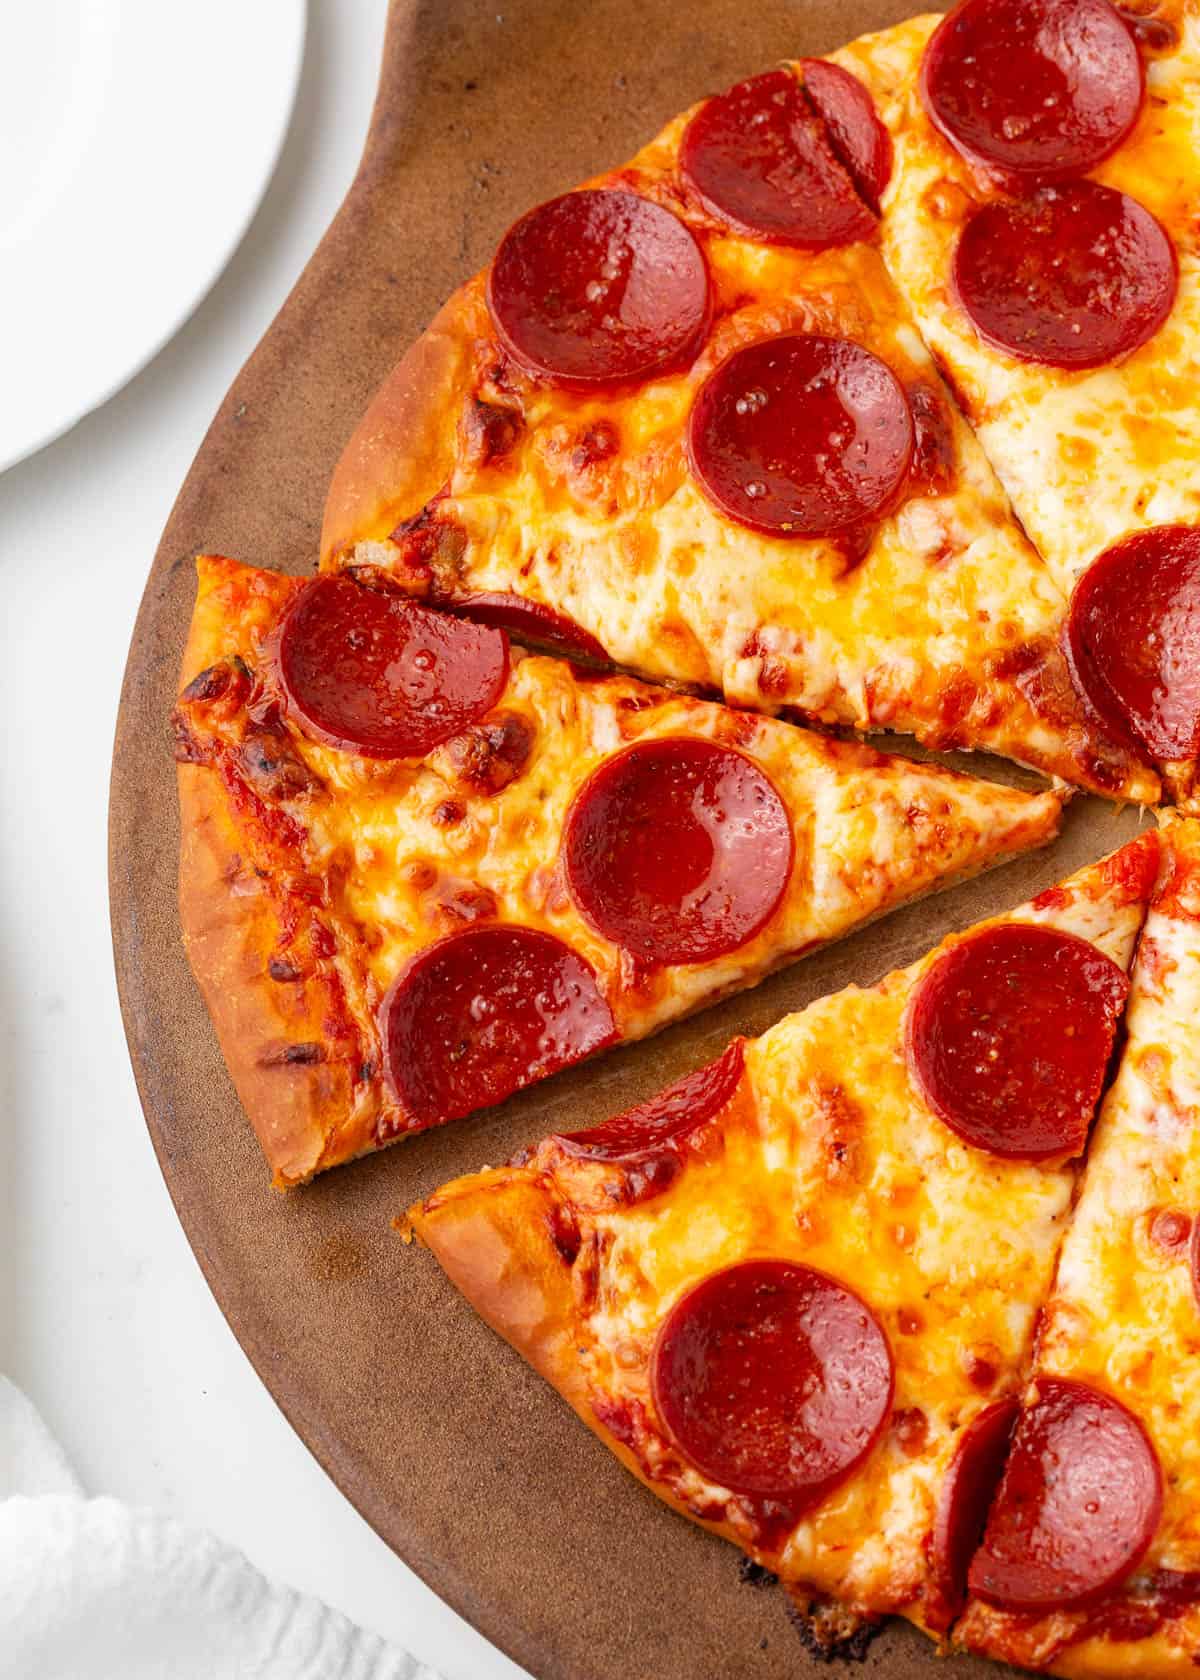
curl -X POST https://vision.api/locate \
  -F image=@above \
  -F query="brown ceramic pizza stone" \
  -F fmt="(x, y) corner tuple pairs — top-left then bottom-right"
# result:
(109, 2), (1148, 1675)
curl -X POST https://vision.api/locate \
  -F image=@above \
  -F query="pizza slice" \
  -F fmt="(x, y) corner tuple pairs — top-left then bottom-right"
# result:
(319, 60), (1154, 802)
(173, 553), (1063, 1186)
(834, 0), (1200, 800)
(957, 816), (1200, 1677)
(409, 831), (1159, 1650)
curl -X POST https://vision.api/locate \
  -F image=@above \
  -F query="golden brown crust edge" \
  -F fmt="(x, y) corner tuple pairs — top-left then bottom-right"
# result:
(411, 1172), (775, 1563)
(176, 762), (356, 1187)
(175, 559), (384, 1188)
(320, 292), (474, 563)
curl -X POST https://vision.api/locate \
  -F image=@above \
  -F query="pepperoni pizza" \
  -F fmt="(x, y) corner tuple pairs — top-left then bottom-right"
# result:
(958, 816), (1200, 1676)
(320, 55), (1155, 802)
(173, 554), (1061, 1184)
(834, 0), (1200, 799)
(410, 831), (1160, 1656)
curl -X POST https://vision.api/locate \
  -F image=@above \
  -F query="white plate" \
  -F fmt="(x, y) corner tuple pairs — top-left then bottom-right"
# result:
(0, 0), (306, 473)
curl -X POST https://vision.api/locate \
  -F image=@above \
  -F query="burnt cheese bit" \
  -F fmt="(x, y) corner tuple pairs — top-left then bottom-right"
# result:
(386, 500), (468, 592)
(461, 396), (524, 469)
(434, 711), (535, 794)
(239, 728), (321, 802)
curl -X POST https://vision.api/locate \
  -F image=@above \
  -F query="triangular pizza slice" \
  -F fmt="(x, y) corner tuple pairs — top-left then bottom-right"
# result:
(174, 554), (1062, 1186)
(957, 816), (1200, 1676)
(319, 61), (1153, 801)
(834, 0), (1200, 802)
(409, 831), (1158, 1651)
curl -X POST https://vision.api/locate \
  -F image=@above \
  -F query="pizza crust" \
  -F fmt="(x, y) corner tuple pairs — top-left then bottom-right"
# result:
(322, 293), (473, 562)
(411, 1167), (767, 1561)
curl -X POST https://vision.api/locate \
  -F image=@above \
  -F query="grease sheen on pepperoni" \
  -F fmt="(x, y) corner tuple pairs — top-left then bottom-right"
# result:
(563, 738), (792, 965)
(558, 1040), (745, 1160)
(446, 592), (609, 665)
(968, 1378), (1163, 1611)
(932, 1399), (1020, 1625)
(276, 576), (508, 759)
(652, 1260), (893, 1502)
(801, 60), (893, 212)
(680, 68), (875, 248)
(1068, 525), (1200, 762)
(908, 924), (1128, 1159)
(687, 334), (914, 537)
(921, 0), (1144, 184)
(380, 926), (616, 1127)
(953, 182), (1176, 370)
(486, 189), (709, 388)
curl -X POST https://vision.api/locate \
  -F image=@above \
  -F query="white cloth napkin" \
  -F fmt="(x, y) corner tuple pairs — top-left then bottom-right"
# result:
(0, 1376), (443, 1680)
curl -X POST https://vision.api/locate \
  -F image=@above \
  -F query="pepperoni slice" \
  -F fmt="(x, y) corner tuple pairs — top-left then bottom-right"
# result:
(800, 60), (892, 213)
(952, 182), (1176, 370)
(380, 926), (616, 1127)
(563, 738), (792, 965)
(1190, 1215), (1200, 1315)
(921, 0), (1144, 185)
(968, 1378), (1162, 1611)
(680, 68), (875, 248)
(1068, 526), (1200, 762)
(558, 1040), (745, 1160)
(687, 334), (914, 538)
(932, 1399), (1020, 1626)
(907, 924), (1128, 1160)
(486, 189), (709, 388)
(276, 576), (508, 759)
(446, 591), (609, 665)
(652, 1260), (893, 1502)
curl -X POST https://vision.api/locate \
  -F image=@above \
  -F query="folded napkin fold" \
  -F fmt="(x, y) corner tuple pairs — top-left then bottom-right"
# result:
(0, 1376), (442, 1680)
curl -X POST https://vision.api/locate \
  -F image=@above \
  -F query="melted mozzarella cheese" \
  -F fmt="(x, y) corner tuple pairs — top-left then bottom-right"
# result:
(560, 844), (1151, 1625)
(962, 821), (1200, 1670)
(836, 6), (1200, 595)
(343, 113), (1154, 794)
(183, 556), (1061, 1116)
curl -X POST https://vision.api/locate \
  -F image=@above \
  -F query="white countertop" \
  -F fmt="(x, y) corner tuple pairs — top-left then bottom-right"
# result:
(0, 3), (525, 1673)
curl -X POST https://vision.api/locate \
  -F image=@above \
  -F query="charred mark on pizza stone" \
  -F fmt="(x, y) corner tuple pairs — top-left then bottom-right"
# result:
(785, 1596), (882, 1664)
(738, 1559), (778, 1590)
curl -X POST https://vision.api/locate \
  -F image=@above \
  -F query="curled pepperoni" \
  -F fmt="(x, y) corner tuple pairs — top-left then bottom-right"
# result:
(907, 924), (1128, 1160)
(932, 1399), (1020, 1626)
(921, 0), (1144, 185)
(1068, 525), (1200, 762)
(276, 576), (508, 759)
(445, 591), (609, 664)
(563, 738), (792, 965)
(558, 1040), (745, 1159)
(952, 182), (1176, 370)
(687, 334), (914, 538)
(969, 1378), (1162, 1611)
(800, 60), (892, 212)
(680, 68), (875, 248)
(380, 926), (616, 1127)
(652, 1260), (893, 1502)
(487, 189), (709, 389)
